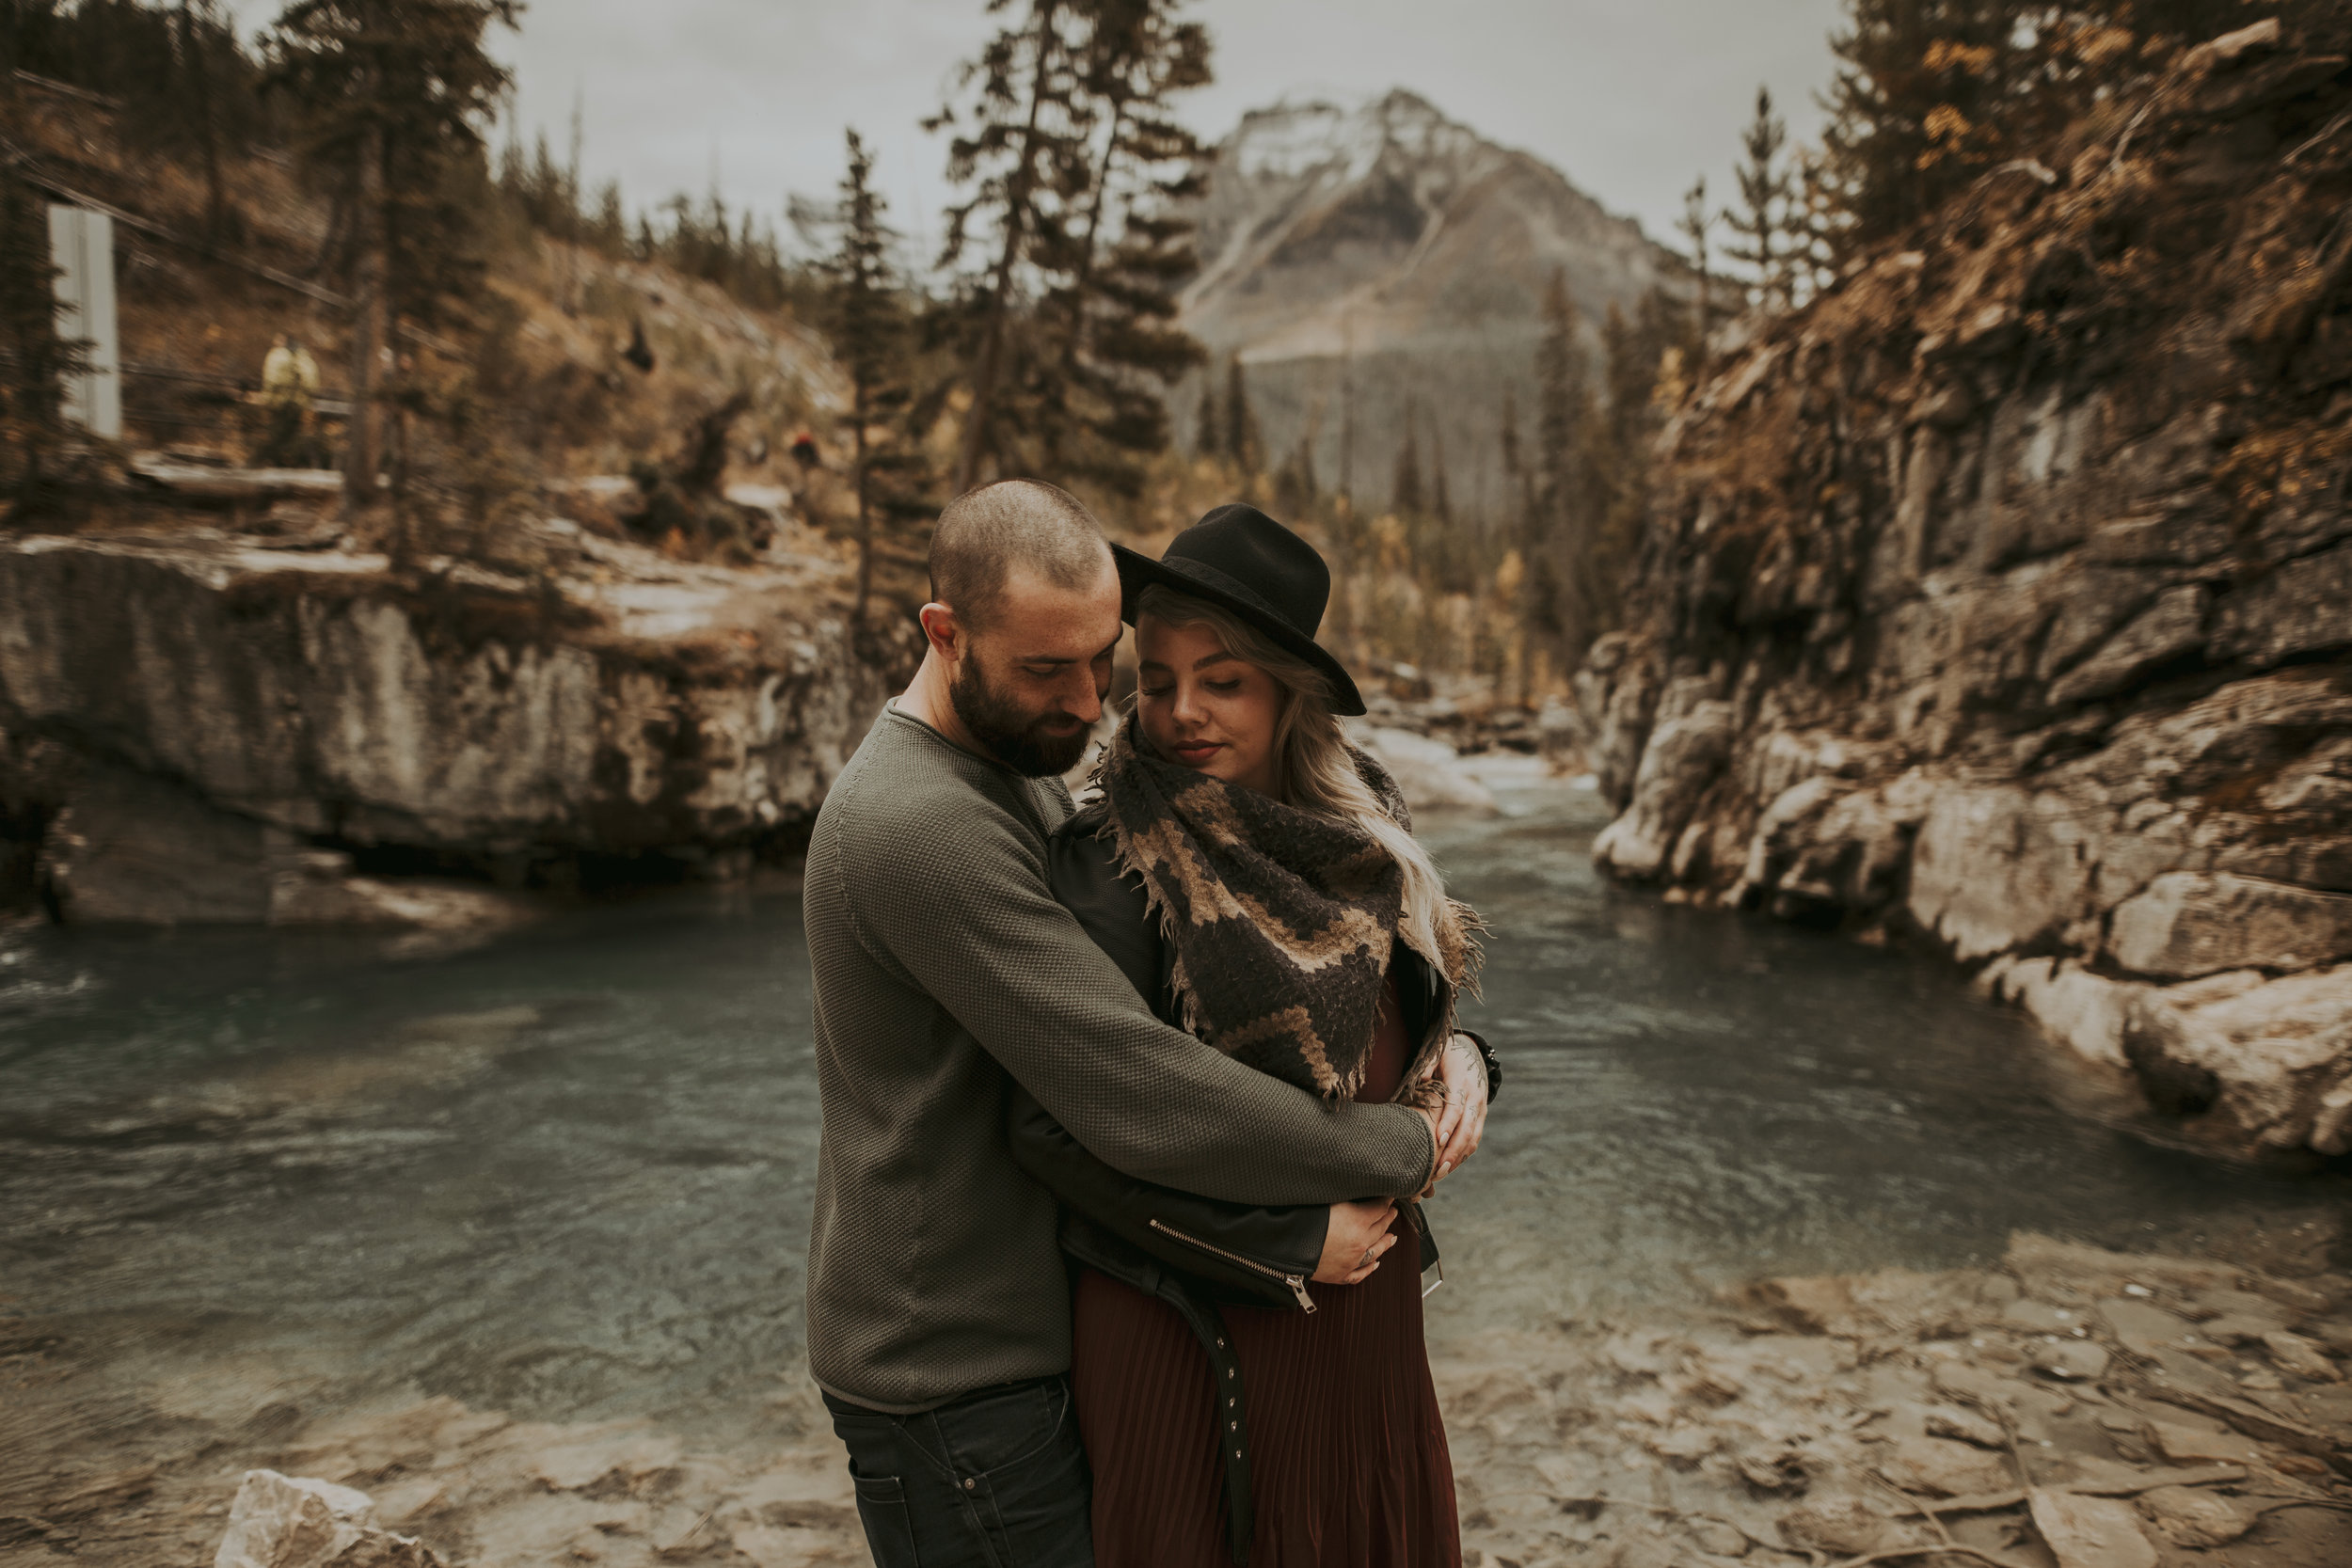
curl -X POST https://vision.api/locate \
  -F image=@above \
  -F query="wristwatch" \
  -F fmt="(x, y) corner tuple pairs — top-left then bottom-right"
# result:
(1454, 1028), (1500, 1103)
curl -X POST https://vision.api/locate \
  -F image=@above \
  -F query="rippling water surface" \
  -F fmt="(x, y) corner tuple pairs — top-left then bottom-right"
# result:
(3, 772), (2343, 1444)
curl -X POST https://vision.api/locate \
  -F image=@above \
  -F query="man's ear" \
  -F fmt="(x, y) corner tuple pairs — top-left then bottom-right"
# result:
(917, 602), (962, 662)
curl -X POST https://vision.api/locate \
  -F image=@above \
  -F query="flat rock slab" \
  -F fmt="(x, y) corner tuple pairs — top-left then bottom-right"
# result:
(2098, 1297), (2196, 1356)
(2145, 1417), (2265, 1465)
(1883, 1433), (2017, 1497)
(2136, 1483), (2251, 1548)
(2264, 1330), (2344, 1382)
(2027, 1337), (2112, 1381)
(1777, 1497), (1888, 1556)
(1925, 1403), (2009, 1449)
(2028, 1488), (2157, 1568)
(2108, 871), (2352, 978)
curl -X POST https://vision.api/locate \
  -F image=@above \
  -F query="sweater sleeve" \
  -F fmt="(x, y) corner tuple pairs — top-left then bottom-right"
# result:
(843, 787), (1434, 1207)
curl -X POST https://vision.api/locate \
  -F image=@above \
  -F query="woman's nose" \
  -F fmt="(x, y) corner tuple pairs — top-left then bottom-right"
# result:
(1168, 682), (1204, 724)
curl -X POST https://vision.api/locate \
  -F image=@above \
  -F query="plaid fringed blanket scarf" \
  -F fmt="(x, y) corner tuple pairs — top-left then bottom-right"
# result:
(1096, 720), (1483, 1101)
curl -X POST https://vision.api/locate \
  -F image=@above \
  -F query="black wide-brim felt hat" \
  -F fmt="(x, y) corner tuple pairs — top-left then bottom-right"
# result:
(1110, 502), (1366, 717)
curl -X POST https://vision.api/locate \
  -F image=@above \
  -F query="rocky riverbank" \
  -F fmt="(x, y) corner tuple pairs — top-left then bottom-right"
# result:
(1578, 18), (2352, 1160)
(0, 508), (905, 929)
(7, 1232), (2347, 1568)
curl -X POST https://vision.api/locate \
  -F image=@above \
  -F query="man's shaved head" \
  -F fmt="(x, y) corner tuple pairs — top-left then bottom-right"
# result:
(928, 480), (1113, 628)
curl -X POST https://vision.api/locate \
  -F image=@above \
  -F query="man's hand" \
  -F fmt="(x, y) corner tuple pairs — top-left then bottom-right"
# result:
(1313, 1198), (1399, 1284)
(1429, 1033), (1489, 1183)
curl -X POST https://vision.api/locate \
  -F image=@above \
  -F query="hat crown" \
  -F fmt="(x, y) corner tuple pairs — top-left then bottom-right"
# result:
(1162, 504), (1329, 641)
(1109, 501), (1367, 716)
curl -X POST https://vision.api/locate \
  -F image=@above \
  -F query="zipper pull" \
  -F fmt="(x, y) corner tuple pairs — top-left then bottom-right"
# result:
(1287, 1275), (1316, 1313)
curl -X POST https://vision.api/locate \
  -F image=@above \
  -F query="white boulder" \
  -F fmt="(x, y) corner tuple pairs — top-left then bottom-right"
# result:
(1356, 727), (1496, 816)
(2106, 871), (2352, 978)
(215, 1471), (445, 1568)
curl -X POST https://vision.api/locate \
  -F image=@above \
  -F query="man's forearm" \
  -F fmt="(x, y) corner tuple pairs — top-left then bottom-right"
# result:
(863, 816), (1437, 1204)
(1098, 1093), (1433, 1208)
(1025, 1015), (1435, 1207)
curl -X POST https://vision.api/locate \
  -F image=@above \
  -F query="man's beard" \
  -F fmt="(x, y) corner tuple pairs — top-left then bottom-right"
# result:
(949, 658), (1094, 778)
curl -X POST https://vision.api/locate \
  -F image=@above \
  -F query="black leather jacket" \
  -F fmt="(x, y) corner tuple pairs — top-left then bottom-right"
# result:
(1006, 800), (1496, 1564)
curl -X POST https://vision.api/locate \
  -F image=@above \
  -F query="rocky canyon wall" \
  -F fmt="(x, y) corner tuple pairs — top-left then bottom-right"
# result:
(1581, 20), (2352, 1157)
(0, 520), (898, 926)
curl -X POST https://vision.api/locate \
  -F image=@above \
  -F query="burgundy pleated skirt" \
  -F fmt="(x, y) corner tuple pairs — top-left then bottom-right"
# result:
(1070, 1250), (1461, 1567)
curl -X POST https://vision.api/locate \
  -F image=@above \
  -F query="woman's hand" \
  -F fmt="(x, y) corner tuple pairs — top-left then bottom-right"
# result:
(1313, 1198), (1399, 1285)
(1429, 1033), (1489, 1184)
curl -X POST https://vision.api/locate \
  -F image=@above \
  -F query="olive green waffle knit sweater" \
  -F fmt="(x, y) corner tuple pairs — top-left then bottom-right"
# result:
(803, 705), (1436, 1413)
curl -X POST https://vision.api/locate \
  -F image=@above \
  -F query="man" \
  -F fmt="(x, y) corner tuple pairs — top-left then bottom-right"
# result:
(804, 480), (1439, 1567)
(256, 333), (321, 468)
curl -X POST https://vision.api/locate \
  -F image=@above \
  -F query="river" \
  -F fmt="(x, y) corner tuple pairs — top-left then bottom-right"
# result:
(3, 767), (2344, 1464)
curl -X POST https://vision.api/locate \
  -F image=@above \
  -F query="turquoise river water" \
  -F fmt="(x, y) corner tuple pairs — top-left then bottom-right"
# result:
(2, 772), (2344, 1450)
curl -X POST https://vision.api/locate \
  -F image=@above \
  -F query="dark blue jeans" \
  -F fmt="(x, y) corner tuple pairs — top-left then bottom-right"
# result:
(824, 1375), (1093, 1568)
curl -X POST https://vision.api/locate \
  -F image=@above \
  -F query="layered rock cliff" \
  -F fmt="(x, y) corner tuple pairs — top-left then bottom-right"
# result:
(0, 517), (898, 925)
(1581, 20), (2352, 1157)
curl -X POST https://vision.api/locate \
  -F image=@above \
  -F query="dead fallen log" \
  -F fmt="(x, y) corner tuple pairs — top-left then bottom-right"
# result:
(127, 453), (342, 500)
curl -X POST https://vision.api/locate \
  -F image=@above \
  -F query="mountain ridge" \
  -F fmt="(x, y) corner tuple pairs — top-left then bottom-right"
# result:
(1175, 87), (1689, 521)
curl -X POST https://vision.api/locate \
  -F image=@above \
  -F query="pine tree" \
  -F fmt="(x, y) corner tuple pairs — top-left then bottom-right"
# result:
(1429, 424), (1450, 525)
(825, 129), (928, 630)
(1272, 431), (1316, 520)
(1531, 269), (1596, 655)
(1040, 0), (1210, 490)
(1498, 386), (1522, 497)
(1336, 335), (1355, 504)
(1787, 145), (1847, 305)
(1578, 294), (1677, 641)
(1192, 372), (1217, 461)
(1818, 0), (2230, 254)
(588, 181), (626, 254)
(266, 0), (519, 518)
(176, 1), (232, 240)
(1677, 176), (1713, 366)
(11, 1), (264, 205)
(929, 0), (1092, 491)
(1722, 86), (1794, 315)
(930, 0), (1211, 495)
(1822, 0), (2037, 248)
(0, 164), (89, 516)
(1391, 405), (1422, 516)
(1221, 352), (1258, 473)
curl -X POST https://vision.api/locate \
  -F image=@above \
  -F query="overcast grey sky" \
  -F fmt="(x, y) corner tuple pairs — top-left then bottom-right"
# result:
(231, 0), (1850, 265)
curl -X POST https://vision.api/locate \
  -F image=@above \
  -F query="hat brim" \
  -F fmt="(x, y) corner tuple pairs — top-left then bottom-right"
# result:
(1110, 542), (1368, 717)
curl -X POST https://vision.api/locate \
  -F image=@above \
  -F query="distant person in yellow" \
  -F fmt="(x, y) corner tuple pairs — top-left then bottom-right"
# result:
(256, 334), (322, 467)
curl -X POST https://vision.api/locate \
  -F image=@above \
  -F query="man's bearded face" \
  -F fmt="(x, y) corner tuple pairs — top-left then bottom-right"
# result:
(948, 652), (1095, 778)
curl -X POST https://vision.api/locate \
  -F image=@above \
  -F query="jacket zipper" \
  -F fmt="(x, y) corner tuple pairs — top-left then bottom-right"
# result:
(1150, 1219), (1317, 1314)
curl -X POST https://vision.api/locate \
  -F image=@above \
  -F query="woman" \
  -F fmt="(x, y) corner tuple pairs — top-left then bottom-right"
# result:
(1008, 503), (1497, 1567)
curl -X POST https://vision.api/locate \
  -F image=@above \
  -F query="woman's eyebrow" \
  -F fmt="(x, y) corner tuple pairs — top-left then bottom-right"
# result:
(1192, 651), (1241, 672)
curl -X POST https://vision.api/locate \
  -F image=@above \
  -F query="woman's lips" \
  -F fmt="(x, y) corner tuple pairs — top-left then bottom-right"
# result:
(1170, 741), (1224, 765)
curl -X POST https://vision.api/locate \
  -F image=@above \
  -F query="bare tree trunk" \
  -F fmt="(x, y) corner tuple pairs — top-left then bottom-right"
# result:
(1337, 314), (1354, 501)
(1060, 97), (1127, 364)
(953, 0), (1060, 495)
(344, 120), (387, 519)
(852, 383), (873, 627)
(179, 2), (227, 241)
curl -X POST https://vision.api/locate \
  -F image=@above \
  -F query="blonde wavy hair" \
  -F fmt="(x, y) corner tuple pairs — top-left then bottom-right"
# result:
(1133, 584), (1452, 958)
